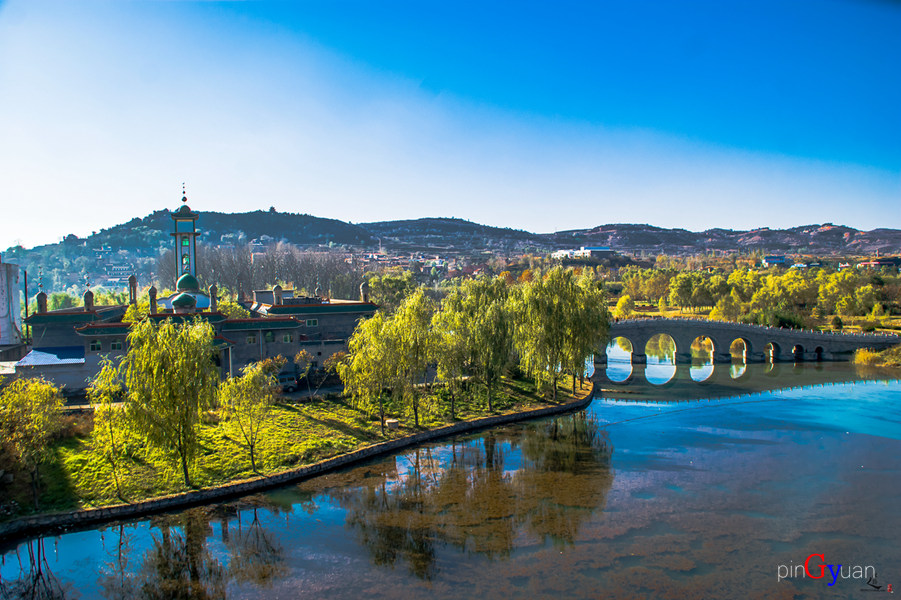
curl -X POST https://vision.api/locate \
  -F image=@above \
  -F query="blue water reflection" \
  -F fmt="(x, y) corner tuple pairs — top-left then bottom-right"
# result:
(2, 366), (900, 600)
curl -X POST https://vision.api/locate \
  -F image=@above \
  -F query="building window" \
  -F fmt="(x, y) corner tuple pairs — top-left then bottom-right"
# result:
(90, 339), (102, 352)
(246, 335), (256, 344)
(306, 319), (318, 327)
(283, 334), (293, 343)
(264, 331), (275, 343)
(110, 340), (123, 351)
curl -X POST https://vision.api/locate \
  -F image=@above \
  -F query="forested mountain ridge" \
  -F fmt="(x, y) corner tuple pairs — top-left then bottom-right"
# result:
(3, 210), (900, 295)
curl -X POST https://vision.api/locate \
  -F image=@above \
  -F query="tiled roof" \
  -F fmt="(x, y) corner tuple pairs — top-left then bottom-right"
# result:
(75, 323), (130, 336)
(148, 312), (227, 324)
(265, 302), (377, 316)
(26, 311), (97, 325)
(16, 346), (86, 367)
(220, 318), (300, 331)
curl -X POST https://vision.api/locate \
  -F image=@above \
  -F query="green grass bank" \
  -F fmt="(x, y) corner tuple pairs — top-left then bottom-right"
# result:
(0, 377), (593, 528)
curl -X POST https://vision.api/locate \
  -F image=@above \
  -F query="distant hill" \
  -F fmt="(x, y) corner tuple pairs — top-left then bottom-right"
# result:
(4, 212), (900, 293)
(362, 218), (547, 253)
(114, 208), (375, 249)
(368, 219), (901, 256)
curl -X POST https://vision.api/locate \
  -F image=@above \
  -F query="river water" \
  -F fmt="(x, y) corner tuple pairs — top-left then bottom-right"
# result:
(2, 362), (900, 599)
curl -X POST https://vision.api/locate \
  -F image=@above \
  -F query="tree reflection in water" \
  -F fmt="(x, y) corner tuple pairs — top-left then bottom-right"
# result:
(0, 537), (72, 600)
(98, 523), (137, 600)
(134, 510), (226, 600)
(221, 507), (287, 587)
(88, 499), (286, 600)
(321, 411), (614, 580)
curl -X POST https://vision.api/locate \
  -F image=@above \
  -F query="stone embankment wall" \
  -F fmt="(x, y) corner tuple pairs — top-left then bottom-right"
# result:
(0, 389), (593, 543)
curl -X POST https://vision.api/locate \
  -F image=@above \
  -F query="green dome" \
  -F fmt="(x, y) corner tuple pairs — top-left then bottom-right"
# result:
(171, 292), (197, 308)
(176, 273), (200, 292)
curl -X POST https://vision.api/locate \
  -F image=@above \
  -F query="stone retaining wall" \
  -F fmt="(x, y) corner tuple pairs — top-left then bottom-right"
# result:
(0, 388), (594, 543)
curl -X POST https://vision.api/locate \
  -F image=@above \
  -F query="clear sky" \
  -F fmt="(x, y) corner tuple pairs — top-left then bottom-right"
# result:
(1, 0), (899, 249)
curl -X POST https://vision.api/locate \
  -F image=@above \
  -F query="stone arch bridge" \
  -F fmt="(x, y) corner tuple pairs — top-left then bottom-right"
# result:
(598, 317), (900, 364)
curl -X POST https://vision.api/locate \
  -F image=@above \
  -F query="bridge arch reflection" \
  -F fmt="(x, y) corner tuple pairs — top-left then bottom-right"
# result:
(596, 361), (894, 403)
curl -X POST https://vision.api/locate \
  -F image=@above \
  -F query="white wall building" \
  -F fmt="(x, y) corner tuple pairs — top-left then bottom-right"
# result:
(0, 254), (23, 346)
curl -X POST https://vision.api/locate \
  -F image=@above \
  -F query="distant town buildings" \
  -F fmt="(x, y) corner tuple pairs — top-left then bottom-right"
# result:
(550, 246), (616, 260)
(856, 257), (901, 269)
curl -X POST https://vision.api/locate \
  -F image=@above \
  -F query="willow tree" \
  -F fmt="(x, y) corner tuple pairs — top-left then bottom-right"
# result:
(0, 377), (64, 508)
(513, 269), (568, 400)
(219, 358), (283, 473)
(563, 271), (609, 392)
(460, 277), (513, 412)
(122, 318), (219, 487)
(88, 358), (129, 499)
(390, 289), (436, 427)
(339, 311), (395, 435)
(515, 267), (608, 401)
(432, 287), (471, 420)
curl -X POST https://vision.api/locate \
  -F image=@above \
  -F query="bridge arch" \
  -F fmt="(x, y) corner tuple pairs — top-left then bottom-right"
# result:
(604, 317), (899, 367)
(691, 335), (715, 360)
(605, 337), (634, 382)
(730, 338), (752, 361)
(792, 344), (804, 362)
(645, 333), (677, 385)
(645, 333), (676, 363)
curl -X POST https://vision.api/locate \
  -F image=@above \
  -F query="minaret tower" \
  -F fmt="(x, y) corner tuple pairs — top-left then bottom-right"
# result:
(171, 184), (199, 279)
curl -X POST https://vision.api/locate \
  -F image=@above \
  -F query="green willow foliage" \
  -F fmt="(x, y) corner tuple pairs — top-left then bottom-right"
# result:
(340, 268), (610, 425)
(219, 358), (283, 473)
(339, 311), (394, 434)
(122, 318), (219, 487)
(88, 357), (128, 499)
(513, 267), (609, 400)
(0, 377), (64, 508)
(438, 277), (514, 412)
(339, 290), (435, 430)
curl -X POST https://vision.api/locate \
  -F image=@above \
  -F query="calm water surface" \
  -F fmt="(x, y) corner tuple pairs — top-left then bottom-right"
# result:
(2, 363), (900, 599)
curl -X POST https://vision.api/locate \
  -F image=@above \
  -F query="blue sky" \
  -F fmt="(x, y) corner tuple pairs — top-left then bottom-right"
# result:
(1, 0), (899, 248)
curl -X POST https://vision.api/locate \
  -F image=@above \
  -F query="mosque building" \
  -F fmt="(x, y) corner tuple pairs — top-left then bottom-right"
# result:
(14, 193), (377, 393)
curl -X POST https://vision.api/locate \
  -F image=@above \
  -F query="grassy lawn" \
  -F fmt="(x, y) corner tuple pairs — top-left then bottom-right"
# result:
(0, 376), (591, 520)
(854, 345), (901, 367)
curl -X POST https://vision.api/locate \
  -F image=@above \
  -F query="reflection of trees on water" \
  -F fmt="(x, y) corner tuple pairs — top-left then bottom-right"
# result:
(128, 502), (287, 599)
(645, 334), (675, 362)
(222, 508), (287, 587)
(0, 538), (72, 600)
(327, 412), (614, 579)
(517, 412), (614, 547)
(98, 524), (137, 600)
(134, 510), (226, 600)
